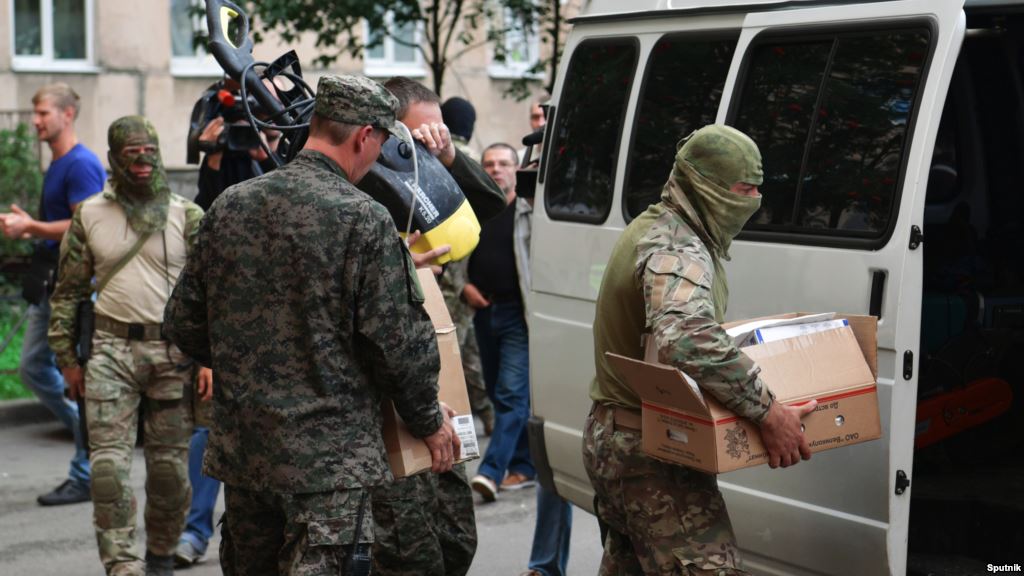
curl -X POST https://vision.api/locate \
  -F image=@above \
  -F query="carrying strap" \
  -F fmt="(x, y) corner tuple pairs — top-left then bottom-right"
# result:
(96, 231), (152, 294)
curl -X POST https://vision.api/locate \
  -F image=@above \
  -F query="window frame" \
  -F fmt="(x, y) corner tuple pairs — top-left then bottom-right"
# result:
(169, 0), (222, 77)
(543, 36), (641, 225)
(620, 30), (741, 223)
(10, 0), (97, 73)
(362, 15), (426, 79)
(725, 20), (937, 250)
(488, 7), (542, 80)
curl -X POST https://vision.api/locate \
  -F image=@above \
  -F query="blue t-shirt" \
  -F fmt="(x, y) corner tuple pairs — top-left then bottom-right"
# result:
(41, 143), (106, 250)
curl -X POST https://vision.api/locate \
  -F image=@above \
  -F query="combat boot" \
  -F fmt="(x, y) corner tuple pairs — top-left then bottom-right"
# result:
(144, 552), (174, 576)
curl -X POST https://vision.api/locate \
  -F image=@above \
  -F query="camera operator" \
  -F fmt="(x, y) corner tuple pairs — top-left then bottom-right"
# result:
(192, 113), (280, 212)
(174, 82), (279, 567)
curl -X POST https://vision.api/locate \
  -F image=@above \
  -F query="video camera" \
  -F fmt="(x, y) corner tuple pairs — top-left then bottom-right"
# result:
(186, 78), (267, 164)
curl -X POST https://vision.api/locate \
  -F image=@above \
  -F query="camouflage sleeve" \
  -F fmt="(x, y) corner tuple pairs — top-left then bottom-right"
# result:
(164, 212), (212, 367)
(641, 250), (774, 423)
(183, 201), (205, 257)
(440, 258), (470, 306)
(357, 208), (444, 439)
(448, 148), (506, 223)
(48, 208), (94, 369)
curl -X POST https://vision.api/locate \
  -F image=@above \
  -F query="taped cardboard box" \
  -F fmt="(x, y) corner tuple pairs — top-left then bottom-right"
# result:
(606, 313), (881, 474)
(381, 268), (480, 478)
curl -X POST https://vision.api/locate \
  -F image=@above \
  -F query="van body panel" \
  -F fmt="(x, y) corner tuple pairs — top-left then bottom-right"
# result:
(531, 0), (966, 574)
(716, 2), (965, 574)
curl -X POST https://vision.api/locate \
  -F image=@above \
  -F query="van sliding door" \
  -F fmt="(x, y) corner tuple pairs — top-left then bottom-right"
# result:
(717, 1), (964, 575)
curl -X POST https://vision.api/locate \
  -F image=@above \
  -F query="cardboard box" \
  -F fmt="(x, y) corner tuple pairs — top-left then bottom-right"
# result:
(381, 268), (480, 478)
(606, 313), (881, 474)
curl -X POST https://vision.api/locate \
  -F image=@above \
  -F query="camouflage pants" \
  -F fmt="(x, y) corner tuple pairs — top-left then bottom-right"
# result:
(220, 485), (374, 576)
(461, 321), (494, 430)
(84, 333), (194, 575)
(583, 404), (748, 576)
(371, 462), (477, 575)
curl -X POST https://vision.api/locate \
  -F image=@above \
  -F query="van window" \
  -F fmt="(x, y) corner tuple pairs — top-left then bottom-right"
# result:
(731, 28), (931, 242)
(545, 38), (639, 223)
(624, 35), (738, 220)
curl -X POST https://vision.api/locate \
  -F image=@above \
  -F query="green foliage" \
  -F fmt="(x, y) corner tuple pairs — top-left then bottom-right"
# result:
(0, 122), (39, 400)
(501, 0), (567, 101)
(0, 123), (43, 262)
(0, 303), (30, 400)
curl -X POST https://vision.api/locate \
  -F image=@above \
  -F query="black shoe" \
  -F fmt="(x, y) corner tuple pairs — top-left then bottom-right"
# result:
(37, 479), (90, 506)
(145, 552), (175, 576)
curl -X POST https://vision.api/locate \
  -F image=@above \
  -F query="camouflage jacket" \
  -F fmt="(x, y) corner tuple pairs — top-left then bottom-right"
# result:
(48, 190), (203, 369)
(591, 197), (773, 423)
(164, 150), (443, 493)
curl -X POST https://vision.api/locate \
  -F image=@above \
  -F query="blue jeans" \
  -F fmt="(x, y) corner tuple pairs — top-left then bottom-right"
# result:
(19, 299), (90, 486)
(181, 427), (222, 553)
(474, 301), (533, 482)
(528, 483), (573, 576)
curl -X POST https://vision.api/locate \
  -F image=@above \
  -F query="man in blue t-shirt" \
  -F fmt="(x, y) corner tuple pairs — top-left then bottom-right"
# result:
(0, 83), (105, 506)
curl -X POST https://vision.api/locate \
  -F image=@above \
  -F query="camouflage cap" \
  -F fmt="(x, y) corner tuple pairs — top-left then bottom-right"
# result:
(676, 125), (763, 188)
(315, 74), (408, 143)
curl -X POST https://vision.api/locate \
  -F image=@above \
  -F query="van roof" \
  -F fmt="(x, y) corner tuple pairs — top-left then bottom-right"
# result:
(575, 0), (1022, 22)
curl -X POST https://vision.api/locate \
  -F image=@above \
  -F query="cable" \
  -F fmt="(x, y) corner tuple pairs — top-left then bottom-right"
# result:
(236, 60), (317, 165)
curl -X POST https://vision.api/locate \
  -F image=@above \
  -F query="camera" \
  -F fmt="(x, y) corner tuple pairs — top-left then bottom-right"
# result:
(186, 79), (265, 164)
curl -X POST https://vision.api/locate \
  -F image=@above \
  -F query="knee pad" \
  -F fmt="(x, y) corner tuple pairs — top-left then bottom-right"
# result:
(146, 460), (187, 511)
(91, 458), (122, 504)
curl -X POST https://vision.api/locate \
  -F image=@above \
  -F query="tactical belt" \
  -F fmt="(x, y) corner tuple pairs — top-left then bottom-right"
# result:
(592, 401), (642, 433)
(94, 314), (165, 341)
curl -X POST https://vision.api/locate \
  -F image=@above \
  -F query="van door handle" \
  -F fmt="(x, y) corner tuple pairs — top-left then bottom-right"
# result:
(869, 270), (886, 318)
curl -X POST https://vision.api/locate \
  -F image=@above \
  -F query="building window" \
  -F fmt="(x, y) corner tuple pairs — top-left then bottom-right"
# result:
(170, 0), (221, 77)
(489, 8), (541, 79)
(364, 14), (424, 78)
(11, 0), (95, 71)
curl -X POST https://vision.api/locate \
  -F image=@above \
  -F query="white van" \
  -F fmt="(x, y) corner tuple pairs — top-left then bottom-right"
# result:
(527, 1), (1024, 574)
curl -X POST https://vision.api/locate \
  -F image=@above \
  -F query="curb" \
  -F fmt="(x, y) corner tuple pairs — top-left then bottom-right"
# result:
(0, 398), (56, 429)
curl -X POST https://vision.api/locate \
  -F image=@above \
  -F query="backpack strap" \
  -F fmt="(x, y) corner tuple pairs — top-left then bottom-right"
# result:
(95, 231), (153, 294)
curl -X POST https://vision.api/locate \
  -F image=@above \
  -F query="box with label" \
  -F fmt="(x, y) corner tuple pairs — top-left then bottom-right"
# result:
(381, 268), (480, 478)
(606, 313), (881, 474)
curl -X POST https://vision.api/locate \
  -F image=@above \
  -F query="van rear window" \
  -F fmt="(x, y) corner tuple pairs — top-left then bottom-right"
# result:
(731, 28), (931, 243)
(623, 34), (738, 220)
(545, 38), (639, 223)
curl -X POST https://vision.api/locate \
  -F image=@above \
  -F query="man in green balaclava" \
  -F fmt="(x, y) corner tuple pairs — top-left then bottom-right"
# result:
(49, 115), (208, 576)
(585, 125), (817, 575)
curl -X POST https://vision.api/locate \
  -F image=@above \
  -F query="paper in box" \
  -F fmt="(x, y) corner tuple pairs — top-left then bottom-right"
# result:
(606, 313), (881, 473)
(381, 268), (480, 478)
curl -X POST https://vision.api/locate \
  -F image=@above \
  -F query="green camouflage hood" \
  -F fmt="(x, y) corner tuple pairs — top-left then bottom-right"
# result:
(661, 124), (763, 261)
(106, 115), (170, 234)
(660, 125), (763, 320)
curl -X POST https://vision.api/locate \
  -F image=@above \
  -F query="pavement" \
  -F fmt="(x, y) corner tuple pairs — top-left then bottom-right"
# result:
(0, 402), (602, 575)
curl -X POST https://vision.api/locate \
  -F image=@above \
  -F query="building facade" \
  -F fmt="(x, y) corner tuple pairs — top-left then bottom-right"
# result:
(1, 0), (560, 174)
